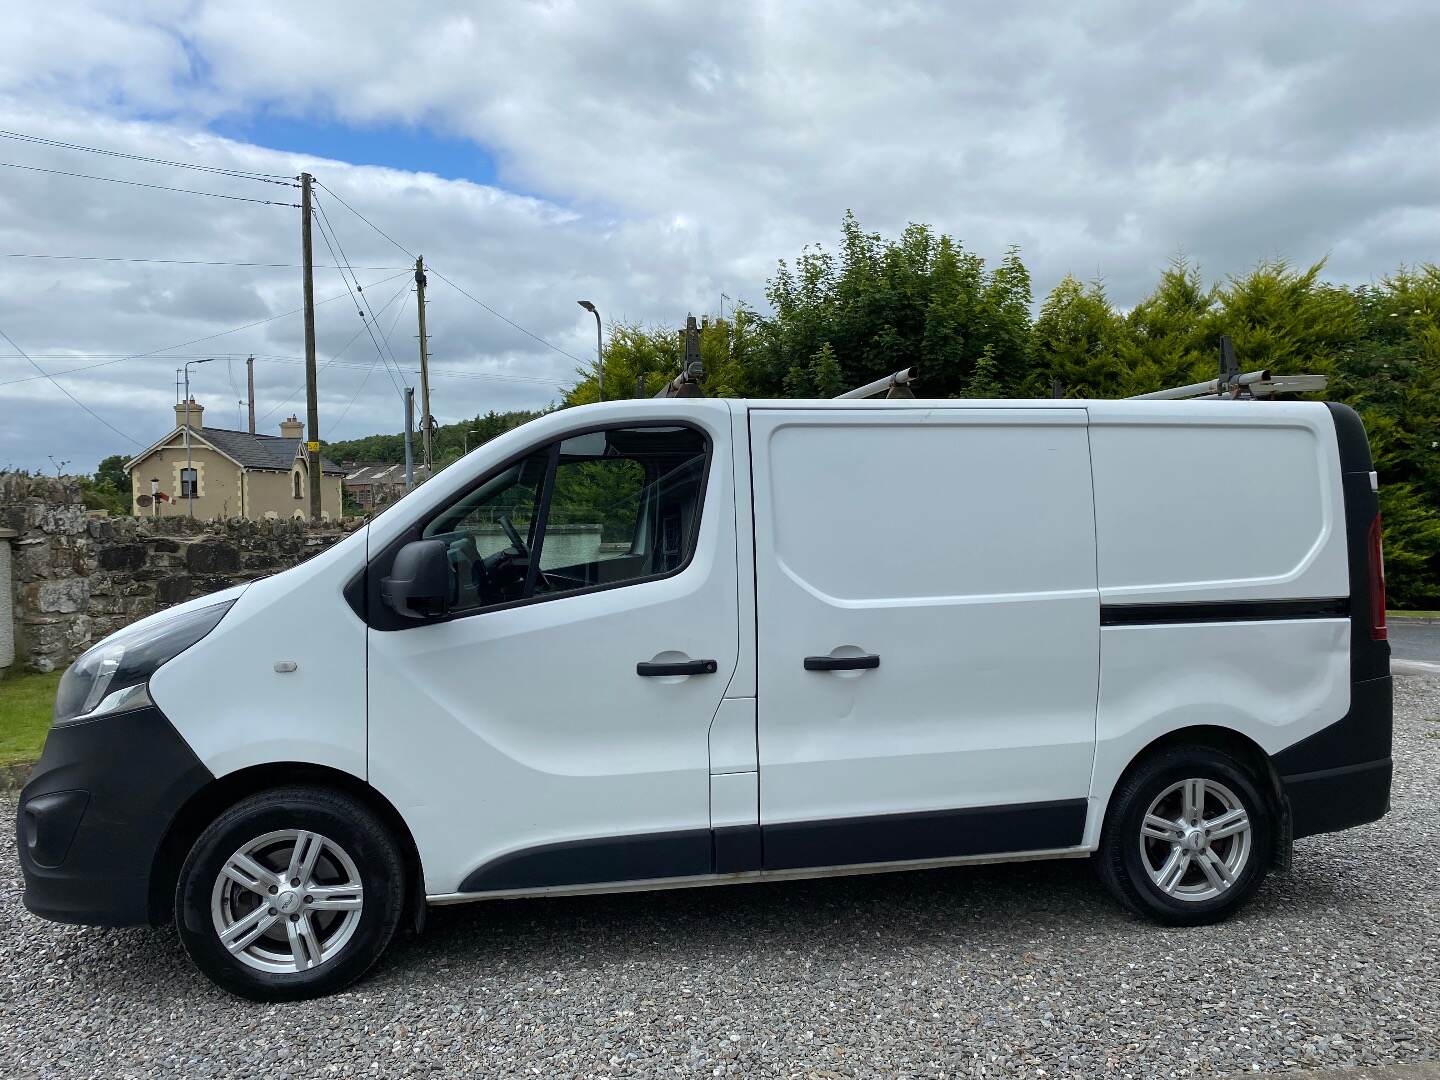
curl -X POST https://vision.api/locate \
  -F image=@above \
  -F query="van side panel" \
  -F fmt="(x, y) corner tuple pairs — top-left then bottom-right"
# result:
(751, 407), (1099, 850)
(150, 527), (371, 783)
(1084, 402), (1353, 848)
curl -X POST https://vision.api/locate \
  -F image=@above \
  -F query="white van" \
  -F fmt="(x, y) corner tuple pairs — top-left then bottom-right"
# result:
(17, 397), (1392, 1000)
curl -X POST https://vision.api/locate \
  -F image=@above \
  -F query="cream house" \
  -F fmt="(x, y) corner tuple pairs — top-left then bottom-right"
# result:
(125, 399), (345, 521)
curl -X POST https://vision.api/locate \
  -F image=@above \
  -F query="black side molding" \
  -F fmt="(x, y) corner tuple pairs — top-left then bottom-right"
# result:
(1101, 598), (1349, 627)
(761, 799), (1087, 871)
(456, 799), (1088, 895)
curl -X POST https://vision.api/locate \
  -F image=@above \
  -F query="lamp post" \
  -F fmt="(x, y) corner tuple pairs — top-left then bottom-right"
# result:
(150, 478), (160, 520)
(577, 300), (603, 401)
(462, 429), (481, 456)
(182, 358), (213, 518)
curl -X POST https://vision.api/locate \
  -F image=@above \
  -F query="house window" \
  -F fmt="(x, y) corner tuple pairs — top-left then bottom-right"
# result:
(180, 468), (198, 499)
(293, 471), (303, 499)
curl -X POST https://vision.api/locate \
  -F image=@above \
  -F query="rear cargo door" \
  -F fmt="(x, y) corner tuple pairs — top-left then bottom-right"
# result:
(750, 406), (1098, 870)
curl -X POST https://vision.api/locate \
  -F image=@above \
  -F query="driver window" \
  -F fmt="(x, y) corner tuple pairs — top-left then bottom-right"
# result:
(422, 449), (548, 612)
(419, 425), (707, 615)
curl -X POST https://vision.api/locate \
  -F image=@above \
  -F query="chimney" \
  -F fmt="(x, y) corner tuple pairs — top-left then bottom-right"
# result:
(279, 415), (305, 440)
(174, 398), (204, 430)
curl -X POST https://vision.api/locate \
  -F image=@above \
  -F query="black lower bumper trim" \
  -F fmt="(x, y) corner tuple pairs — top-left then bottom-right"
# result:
(17, 704), (212, 927)
(1283, 757), (1392, 841)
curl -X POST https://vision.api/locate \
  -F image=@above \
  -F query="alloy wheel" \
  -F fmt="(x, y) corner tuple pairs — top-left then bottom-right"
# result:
(1138, 778), (1253, 902)
(210, 829), (364, 974)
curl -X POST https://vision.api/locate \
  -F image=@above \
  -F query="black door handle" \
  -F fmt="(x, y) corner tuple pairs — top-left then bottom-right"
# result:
(637, 659), (719, 677)
(804, 654), (880, 672)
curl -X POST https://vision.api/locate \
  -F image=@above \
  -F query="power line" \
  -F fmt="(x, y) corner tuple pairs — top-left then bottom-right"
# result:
(0, 351), (565, 387)
(332, 290), (413, 433)
(0, 129), (295, 183)
(426, 266), (587, 364)
(2, 253), (408, 270)
(313, 180), (416, 259)
(258, 277), (414, 422)
(311, 192), (410, 395)
(0, 324), (141, 446)
(0, 270), (412, 387)
(0, 160), (301, 207)
(312, 178), (585, 364)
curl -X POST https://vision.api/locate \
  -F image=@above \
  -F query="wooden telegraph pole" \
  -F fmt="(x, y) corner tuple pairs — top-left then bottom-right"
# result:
(300, 172), (322, 521)
(415, 256), (433, 476)
(246, 354), (256, 434)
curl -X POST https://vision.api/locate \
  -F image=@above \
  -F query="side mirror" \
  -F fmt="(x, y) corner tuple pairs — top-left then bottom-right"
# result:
(380, 539), (452, 619)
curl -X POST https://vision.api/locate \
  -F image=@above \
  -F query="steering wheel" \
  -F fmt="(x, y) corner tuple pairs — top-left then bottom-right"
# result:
(498, 513), (529, 558)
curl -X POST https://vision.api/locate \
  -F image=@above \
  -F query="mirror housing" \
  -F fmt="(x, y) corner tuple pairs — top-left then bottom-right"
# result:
(380, 539), (452, 619)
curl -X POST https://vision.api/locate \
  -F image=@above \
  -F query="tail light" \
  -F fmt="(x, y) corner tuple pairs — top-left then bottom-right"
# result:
(1367, 515), (1387, 641)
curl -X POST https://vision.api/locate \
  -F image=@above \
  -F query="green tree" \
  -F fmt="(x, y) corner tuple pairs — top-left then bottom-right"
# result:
(1030, 276), (1128, 397)
(79, 452), (130, 514)
(1120, 257), (1216, 392)
(95, 454), (129, 492)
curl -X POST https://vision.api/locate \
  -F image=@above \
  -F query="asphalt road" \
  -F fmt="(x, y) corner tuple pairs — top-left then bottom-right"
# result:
(1389, 618), (1440, 662)
(4, 683), (1439, 1077)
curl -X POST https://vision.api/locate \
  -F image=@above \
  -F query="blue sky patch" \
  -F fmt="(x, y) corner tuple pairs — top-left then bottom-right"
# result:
(208, 111), (502, 186)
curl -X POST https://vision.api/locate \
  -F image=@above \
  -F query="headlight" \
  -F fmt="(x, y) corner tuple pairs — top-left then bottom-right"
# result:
(53, 599), (235, 726)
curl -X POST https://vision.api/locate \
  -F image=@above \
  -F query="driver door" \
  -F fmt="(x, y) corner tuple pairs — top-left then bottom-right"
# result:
(366, 411), (739, 898)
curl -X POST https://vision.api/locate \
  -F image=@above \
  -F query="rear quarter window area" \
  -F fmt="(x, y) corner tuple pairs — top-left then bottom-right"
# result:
(1089, 415), (1347, 601)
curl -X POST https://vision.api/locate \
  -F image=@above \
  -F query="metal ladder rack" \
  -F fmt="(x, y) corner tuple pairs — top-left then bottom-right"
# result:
(1129, 336), (1328, 401)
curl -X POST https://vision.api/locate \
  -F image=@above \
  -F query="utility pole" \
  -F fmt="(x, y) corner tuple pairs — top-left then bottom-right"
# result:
(414, 256), (433, 475)
(403, 388), (416, 490)
(300, 172), (322, 521)
(246, 354), (256, 434)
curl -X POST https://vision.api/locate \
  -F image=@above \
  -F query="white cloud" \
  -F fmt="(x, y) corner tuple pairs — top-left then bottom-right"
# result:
(1, 0), (1439, 470)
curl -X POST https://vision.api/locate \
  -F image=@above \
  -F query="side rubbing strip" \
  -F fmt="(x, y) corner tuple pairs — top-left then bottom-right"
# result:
(1100, 598), (1349, 627)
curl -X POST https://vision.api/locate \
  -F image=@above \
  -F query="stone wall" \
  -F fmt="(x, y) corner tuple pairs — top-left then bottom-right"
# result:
(0, 473), (356, 672)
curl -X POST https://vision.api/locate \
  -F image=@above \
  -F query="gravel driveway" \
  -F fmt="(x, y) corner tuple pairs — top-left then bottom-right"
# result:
(4, 683), (1439, 1079)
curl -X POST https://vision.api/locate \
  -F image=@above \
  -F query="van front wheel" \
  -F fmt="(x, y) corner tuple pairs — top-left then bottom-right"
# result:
(175, 785), (406, 1001)
(1097, 746), (1272, 926)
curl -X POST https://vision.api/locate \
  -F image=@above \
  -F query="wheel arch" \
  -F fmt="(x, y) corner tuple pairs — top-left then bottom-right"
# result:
(148, 762), (424, 928)
(1103, 724), (1292, 868)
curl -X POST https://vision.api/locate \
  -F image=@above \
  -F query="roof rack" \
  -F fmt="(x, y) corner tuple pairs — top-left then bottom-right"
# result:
(836, 366), (918, 399)
(1130, 335), (1328, 401)
(655, 315), (706, 398)
(654, 314), (922, 400)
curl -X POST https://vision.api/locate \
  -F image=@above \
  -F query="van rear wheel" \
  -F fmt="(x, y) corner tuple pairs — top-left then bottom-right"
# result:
(1097, 746), (1272, 926)
(175, 785), (406, 1001)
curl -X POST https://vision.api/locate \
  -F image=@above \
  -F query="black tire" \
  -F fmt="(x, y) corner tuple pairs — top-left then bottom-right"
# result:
(1096, 745), (1273, 926)
(175, 785), (406, 1001)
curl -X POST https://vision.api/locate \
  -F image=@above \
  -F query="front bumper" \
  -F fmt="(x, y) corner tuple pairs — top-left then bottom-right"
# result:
(16, 703), (212, 927)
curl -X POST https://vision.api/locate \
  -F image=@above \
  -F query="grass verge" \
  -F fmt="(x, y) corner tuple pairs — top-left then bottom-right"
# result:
(0, 669), (59, 767)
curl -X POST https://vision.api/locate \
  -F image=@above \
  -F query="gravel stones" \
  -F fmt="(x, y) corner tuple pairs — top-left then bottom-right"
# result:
(3, 680), (1439, 1077)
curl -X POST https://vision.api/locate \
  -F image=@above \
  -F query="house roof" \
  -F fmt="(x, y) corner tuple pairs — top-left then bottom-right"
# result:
(126, 427), (345, 475)
(343, 462), (433, 486)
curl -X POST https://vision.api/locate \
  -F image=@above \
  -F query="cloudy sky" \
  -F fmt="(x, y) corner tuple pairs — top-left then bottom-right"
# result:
(1, 0), (1438, 472)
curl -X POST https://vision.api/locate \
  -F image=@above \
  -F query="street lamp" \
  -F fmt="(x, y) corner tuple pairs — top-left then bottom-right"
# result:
(182, 358), (213, 518)
(577, 300), (603, 401)
(462, 429), (481, 456)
